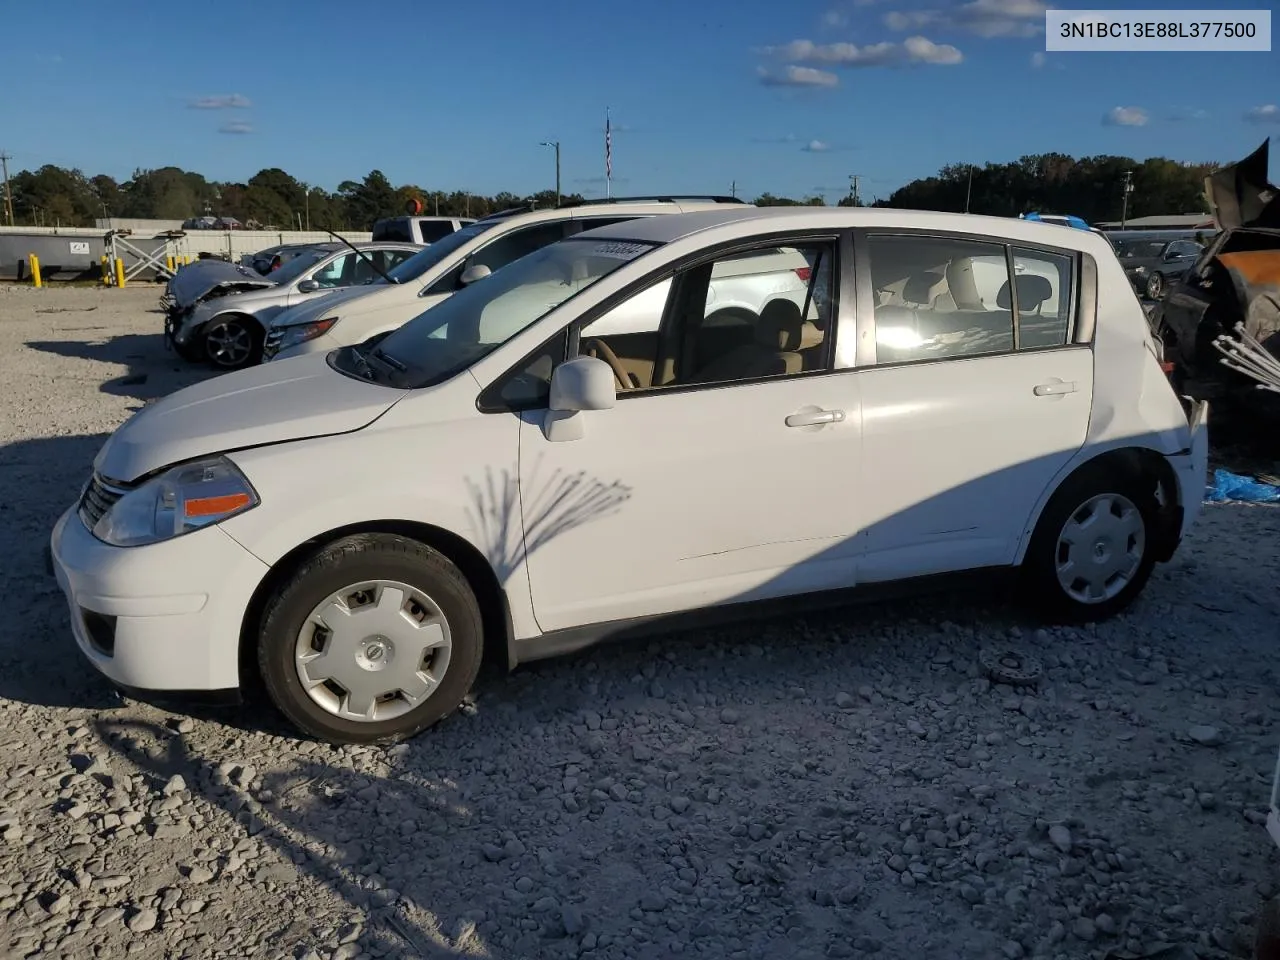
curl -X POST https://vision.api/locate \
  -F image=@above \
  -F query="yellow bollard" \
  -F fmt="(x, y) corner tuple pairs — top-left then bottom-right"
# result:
(100, 255), (110, 284)
(165, 255), (175, 273)
(114, 258), (126, 288)
(29, 254), (42, 288)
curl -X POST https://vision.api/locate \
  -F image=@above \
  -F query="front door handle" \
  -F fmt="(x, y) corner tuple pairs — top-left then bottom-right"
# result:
(1033, 380), (1077, 397)
(786, 408), (845, 427)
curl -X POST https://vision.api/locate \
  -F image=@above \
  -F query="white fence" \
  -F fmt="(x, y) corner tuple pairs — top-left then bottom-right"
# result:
(0, 226), (374, 264)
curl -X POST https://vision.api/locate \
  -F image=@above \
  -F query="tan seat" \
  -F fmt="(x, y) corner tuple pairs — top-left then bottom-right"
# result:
(690, 298), (805, 383)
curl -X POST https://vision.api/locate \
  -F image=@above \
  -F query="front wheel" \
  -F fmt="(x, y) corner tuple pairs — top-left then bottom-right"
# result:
(1145, 271), (1164, 300)
(1021, 463), (1158, 623)
(204, 315), (263, 369)
(257, 534), (484, 744)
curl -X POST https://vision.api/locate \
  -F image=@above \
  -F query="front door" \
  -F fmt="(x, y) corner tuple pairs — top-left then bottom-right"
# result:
(514, 236), (864, 633)
(854, 231), (1094, 581)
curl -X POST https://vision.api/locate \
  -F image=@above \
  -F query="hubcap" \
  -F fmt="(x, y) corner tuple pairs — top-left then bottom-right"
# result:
(206, 321), (252, 366)
(1054, 493), (1145, 604)
(293, 580), (452, 723)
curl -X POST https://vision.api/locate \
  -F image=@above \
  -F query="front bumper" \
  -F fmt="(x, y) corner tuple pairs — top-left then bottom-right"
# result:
(49, 505), (271, 693)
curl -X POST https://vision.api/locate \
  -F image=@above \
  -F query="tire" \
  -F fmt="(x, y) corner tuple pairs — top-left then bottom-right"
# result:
(203, 315), (263, 369)
(1020, 462), (1159, 624)
(172, 336), (205, 363)
(257, 533), (484, 744)
(1144, 271), (1164, 300)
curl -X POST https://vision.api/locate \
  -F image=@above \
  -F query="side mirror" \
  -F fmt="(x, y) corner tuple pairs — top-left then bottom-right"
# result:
(543, 356), (616, 442)
(297, 279), (320, 293)
(460, 262), (491, 286)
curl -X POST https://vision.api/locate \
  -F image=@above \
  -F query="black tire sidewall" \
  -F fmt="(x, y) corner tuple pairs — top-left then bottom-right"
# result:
(257, 535), (483, 744)
(1022, 463), (1158, 623)
(204, 316), (263, 369)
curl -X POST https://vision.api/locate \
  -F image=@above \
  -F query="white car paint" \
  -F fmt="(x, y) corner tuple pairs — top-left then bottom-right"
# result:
(50, 206), (1209, 721)
(262, 199), (757, 362)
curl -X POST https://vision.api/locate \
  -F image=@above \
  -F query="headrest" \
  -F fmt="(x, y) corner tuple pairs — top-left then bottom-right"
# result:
(945, 258), (984, 310)
(902, 271), (943, 306)
(569, 259), (590, 282)
(996, 273), (1053, 310)
(757, 298), (804, 351)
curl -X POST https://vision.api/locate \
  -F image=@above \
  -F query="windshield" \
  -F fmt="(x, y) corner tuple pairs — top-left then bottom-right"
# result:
(384, 219), (504, 283)
(269, 247), (331, 284)
(341, 236), (658, 389)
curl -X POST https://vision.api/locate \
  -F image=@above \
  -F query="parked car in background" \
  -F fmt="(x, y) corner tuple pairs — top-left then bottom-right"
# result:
(166, 241), (421, 369)
(51, 206), (1208, 745)
(1112, 236), (1203, 300)
(371, 216), (476, 245)
(241, 243), (321, 276)
(263, 196), (750, 362)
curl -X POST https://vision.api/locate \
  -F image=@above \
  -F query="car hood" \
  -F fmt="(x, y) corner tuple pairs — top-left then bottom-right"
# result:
(94, 352), (405, 482)
(170, 259), (277, 308)
(1204, 138), (1280, 232)
(270, 283), (407, 329)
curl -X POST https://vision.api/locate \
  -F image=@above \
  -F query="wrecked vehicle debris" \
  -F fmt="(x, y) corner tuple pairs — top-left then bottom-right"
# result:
(1151, 137), (1280, 411)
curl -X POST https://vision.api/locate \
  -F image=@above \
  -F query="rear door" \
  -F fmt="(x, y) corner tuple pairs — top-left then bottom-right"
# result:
(853, 230), (1092, 581)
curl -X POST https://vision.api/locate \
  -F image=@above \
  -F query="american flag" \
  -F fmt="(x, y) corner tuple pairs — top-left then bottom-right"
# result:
(605, 109), (612, 179)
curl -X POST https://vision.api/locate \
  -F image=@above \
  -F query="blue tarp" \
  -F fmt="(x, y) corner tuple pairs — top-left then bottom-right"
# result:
(1020, 212), (1092, 231)
(1205, 468), (1280, 503)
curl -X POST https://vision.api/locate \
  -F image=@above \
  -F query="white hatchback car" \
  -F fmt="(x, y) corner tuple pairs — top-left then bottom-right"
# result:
(50, 207), (1209, 745)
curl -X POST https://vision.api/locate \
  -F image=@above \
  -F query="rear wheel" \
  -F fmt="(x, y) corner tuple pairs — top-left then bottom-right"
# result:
(204, 315), (263, 369)
(1021, 462), (1159, 623)
(1145, 271), (1164, 300)
(257, 534), (484, 744)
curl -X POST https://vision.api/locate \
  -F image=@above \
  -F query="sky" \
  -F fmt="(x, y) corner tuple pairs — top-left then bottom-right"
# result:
(0, 0), (1275, 204)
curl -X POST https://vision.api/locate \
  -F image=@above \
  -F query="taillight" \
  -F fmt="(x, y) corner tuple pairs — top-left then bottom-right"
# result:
(795, 267), (811, 282)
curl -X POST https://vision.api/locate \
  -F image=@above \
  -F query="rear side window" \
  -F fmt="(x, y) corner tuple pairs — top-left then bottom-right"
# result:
(372, 219), (413, 243)
(416, 220), (457, 243)
(1010, 246), (1074, 349)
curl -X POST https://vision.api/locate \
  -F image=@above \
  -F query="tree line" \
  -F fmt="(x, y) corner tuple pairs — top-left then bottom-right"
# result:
(4, 152), (1215, 231)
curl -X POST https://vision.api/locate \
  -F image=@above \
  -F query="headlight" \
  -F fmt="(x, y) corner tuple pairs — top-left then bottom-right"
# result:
(278, 317), (338, 349)
(93, 455), (260, 547)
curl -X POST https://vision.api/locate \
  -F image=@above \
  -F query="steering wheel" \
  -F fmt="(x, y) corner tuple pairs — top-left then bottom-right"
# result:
(582, 337), (633, 389)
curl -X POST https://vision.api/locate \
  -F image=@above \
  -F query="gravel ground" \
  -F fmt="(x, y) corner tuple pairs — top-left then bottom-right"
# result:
(3, 283), (1280, 960)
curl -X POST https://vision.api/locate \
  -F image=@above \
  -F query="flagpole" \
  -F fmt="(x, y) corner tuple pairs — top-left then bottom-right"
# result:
(605, 107), (612, 199)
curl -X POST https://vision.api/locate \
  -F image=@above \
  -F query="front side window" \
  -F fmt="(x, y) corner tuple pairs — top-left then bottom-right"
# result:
(574, 240), (837, 392)
(868, 234), (1014, 363)
(383, 219), (504, 284)
(312, 252), (356, 288)
(360, 236), (658, 389)
(427, 222), (569, 295)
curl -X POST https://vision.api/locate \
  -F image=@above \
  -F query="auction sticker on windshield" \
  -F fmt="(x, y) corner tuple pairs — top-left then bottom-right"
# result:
(590, 241), (651, 260)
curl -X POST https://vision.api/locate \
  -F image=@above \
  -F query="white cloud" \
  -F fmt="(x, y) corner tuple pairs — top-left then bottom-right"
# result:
(218, 120), (254, 134)
(1246, 104), (1280, 124)
(1103, 106), (1149, 127)
(760, 36), (962, 67)
(757, 64), (840, 87)
(802, 140), (832, 152)
(1030, 51), (1046, 67)
(191, 94), (252, 110)
(885, 0), (1047, 37)
(904, 35), (964, 64)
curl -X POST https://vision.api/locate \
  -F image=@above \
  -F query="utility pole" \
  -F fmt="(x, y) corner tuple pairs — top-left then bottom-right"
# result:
(1120, 169), (1134, 229)
(848, 174), (861, 207)
(730, 180), (737, 199)
(540, 141), (561, 206)
(964, 165), (974, 214)
(0, 152), (14, 225)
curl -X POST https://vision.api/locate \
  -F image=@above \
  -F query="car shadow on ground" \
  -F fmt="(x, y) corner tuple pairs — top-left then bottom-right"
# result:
(25, 333), (221, 404)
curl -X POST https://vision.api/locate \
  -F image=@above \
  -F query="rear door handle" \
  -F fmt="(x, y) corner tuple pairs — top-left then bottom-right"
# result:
(786, 408), (845, 427)
(1033, 380), (1077, 397)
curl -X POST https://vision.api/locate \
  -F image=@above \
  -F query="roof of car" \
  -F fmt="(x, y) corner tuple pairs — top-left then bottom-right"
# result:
(310, 240), (422, 251)
(573, 206), (1118, 255)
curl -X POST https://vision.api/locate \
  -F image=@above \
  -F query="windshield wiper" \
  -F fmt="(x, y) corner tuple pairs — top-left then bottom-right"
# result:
(346, 345), (377, 381)
(371, 346), (407, 372)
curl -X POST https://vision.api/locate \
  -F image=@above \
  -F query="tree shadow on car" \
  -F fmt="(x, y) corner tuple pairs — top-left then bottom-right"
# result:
(24, 333), (218, 402)
(92, 716), (489, 958)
